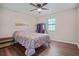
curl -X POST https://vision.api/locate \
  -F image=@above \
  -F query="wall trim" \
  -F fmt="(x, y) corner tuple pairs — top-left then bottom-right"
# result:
(77, 44), (79, 48)
(52, 39), (77, 45)
(76, 43), (79, 48)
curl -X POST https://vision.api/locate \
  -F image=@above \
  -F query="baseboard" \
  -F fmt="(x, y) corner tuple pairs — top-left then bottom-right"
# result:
(77, 44), (79, 48)
(51, 39), (77, 45)
(76, 43), (79, 48)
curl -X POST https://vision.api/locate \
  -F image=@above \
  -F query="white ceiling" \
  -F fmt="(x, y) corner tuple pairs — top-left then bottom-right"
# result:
(0, 3), (78, 17)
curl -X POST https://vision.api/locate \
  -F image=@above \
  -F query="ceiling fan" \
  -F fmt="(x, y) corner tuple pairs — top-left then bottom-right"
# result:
(29, 3), (49, 13)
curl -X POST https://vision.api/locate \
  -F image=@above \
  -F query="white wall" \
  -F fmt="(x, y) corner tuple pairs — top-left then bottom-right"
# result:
(0, 7), (36, 38)
(37, 8), (77, 44)
(0, 8), (15, 38)
(77, 6), (79, 47)
(0, 8), (3, 37)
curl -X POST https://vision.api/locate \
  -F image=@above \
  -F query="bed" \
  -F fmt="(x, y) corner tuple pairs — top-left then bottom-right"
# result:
(13, 31), (50, 56)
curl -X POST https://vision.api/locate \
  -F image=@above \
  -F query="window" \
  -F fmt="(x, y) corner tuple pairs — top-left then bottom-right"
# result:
(47, 18), (56, 31)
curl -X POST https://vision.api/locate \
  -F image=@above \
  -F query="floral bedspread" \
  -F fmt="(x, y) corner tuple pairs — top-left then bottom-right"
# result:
(13, 31), (50, 56)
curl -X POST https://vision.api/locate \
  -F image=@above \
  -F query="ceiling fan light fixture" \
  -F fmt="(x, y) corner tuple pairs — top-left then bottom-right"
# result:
(37, 8), (42, 12)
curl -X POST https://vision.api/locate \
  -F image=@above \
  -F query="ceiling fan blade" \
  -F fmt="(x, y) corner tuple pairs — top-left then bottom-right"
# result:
(30, 3), (38, 8)
(30, 9), (37, 11)
(42, 3), (47, 7)
(42, 8), (49, 10)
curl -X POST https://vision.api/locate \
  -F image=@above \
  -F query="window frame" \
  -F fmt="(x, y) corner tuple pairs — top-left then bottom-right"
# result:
(47, 18), (56, 31)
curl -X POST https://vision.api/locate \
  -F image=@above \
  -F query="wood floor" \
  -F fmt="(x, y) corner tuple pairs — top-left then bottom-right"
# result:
(0, 41), (79, 56)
